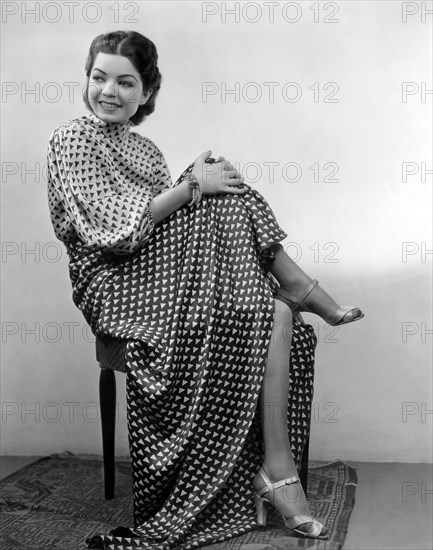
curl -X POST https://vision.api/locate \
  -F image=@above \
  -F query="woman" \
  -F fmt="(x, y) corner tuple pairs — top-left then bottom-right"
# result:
(47, 30), (363, 549)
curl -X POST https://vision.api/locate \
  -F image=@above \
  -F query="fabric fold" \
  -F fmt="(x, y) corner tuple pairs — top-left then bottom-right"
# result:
(47, 114), (317, 550)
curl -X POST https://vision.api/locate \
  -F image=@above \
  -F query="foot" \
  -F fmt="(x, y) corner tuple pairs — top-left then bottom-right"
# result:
(252, 465), (328, 538)
(332, 306), (364, 326)
(277, 281), (364, 327)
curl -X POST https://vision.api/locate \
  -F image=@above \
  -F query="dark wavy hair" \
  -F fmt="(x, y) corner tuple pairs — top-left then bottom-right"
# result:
(83, 30), (162, 126)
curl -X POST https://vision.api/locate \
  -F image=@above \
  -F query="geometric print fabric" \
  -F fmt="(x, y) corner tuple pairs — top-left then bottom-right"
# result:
(47, 113), (317, 549)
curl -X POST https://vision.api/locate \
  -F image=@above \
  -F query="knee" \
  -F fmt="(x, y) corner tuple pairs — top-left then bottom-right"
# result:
(274, 297), (293, 323)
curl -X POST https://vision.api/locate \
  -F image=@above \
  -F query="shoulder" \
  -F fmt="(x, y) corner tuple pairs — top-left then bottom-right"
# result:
(47, 117), (110, 167)
(131, 131), (166, 160)
(50, 114), (94, 139)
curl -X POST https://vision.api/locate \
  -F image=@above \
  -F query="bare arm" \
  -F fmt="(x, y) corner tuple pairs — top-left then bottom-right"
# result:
(149, 178), (192, 225)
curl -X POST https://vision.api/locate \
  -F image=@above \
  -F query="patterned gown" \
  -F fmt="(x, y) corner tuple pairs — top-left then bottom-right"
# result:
(46, 112), (317, 550)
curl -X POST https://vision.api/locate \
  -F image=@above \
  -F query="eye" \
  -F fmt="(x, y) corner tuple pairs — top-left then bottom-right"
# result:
(119, 81), (134, 88)
(91, 75), (104, 82)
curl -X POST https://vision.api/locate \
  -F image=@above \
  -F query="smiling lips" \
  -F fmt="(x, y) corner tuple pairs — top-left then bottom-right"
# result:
(100, 101), (121, 110)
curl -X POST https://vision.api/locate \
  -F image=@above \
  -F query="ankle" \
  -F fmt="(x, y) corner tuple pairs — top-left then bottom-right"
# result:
(255, 467), (310, 514)
(261, 462), (299, 483)
(270, 249), (315, 291)
(279, 279), (312, 295)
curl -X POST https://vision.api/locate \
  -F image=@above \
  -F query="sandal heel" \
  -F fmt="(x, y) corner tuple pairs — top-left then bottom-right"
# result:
(254, 492), (269, 526)
(253, 466), (329, 540)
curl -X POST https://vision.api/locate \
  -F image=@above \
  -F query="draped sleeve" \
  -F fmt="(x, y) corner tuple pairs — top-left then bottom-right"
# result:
(47, 119), (173, 256)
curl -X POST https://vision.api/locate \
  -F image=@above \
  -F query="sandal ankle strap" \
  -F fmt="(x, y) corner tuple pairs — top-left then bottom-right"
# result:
(275, 280), (318, 310)
(298, 279), (318, 303)
(271, 475), (300, 490)
(256, 467), (301, 498)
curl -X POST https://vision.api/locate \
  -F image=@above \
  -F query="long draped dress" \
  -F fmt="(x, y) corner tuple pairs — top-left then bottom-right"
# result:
(46, 112), (317, 550)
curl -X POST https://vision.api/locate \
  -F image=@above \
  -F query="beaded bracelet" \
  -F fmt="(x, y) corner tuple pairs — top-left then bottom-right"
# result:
(144, 205), (155, 234)
(138, 205), (155, 245)
(186, 173), (202, 207)
(186, 173), (202, 208)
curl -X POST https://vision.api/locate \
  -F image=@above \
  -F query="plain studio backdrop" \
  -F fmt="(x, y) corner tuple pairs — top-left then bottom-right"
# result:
(1, 1), (431, 463)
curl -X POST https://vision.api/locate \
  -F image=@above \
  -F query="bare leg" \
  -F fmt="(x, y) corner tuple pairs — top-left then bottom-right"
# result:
(252, 299), (322, 530)
(256, 300), (299, 480)
(267, 244), (314, 294)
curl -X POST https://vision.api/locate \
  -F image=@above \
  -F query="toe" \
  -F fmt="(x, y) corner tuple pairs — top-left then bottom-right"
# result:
(341, 307), (363, 324)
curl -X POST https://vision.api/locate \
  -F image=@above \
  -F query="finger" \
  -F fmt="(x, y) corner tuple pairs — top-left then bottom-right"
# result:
(219, 159), (235, 171)
(225, 177), (245, 186)
(196, 150), (212, 164)
(223, 176), (244, 185)
(224, 186), (249, 194)
(222, 169), (241, 179)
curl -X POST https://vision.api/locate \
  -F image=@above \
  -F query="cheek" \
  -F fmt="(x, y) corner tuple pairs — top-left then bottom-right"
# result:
(120, 87), (141, 106)
(87, 82), (101, 101)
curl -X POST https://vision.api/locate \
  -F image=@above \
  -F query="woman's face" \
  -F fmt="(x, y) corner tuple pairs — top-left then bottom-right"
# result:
(87, 52), (151, 124)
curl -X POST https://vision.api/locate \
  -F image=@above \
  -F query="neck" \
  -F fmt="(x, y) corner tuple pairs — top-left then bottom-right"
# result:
(86, 111), (131, 142)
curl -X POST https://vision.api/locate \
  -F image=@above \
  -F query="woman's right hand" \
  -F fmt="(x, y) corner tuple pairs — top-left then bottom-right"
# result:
(191, 151), (248, 196)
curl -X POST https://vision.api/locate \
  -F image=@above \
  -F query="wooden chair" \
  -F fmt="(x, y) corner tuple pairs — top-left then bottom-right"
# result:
(96, 333), (312, 501)
(96, 335), (127, 500)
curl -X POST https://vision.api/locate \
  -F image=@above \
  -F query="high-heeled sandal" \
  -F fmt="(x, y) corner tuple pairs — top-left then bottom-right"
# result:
(277, 279), (364, 326)
(253, 467), (328, 540)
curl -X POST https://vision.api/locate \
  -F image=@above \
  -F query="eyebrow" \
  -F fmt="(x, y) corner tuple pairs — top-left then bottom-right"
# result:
(92, 68), (138, 82)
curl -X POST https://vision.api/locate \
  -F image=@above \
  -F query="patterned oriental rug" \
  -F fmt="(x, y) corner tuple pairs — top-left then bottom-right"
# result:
(0, 452), (357, 550)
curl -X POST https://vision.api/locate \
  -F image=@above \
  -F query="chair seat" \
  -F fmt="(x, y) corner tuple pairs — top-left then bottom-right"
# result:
(95, 335), (127, 373)
(95, 315), (305, 373)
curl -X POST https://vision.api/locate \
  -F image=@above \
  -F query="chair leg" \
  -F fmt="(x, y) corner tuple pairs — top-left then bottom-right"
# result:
(299, 435), (309, 494)
(99, 368), (116, 500)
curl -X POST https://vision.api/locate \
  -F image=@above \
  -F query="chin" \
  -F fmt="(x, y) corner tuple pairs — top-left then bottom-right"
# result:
(92, 102), (129, 123)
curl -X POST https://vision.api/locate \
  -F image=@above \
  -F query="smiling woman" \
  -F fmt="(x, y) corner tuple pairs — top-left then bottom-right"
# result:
(87, 55), (151, 122)
(82, 31), (162, 126)
(46, 29), (363, 550)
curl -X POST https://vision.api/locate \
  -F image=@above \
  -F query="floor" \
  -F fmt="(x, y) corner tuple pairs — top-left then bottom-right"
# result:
(1, 458), (432, 550)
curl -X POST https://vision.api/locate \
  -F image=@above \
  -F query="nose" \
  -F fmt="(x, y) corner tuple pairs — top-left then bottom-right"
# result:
(101, 81), (117, 98)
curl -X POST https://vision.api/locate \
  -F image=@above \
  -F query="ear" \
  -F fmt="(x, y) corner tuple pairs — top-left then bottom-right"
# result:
(139, 88), (153, 105)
